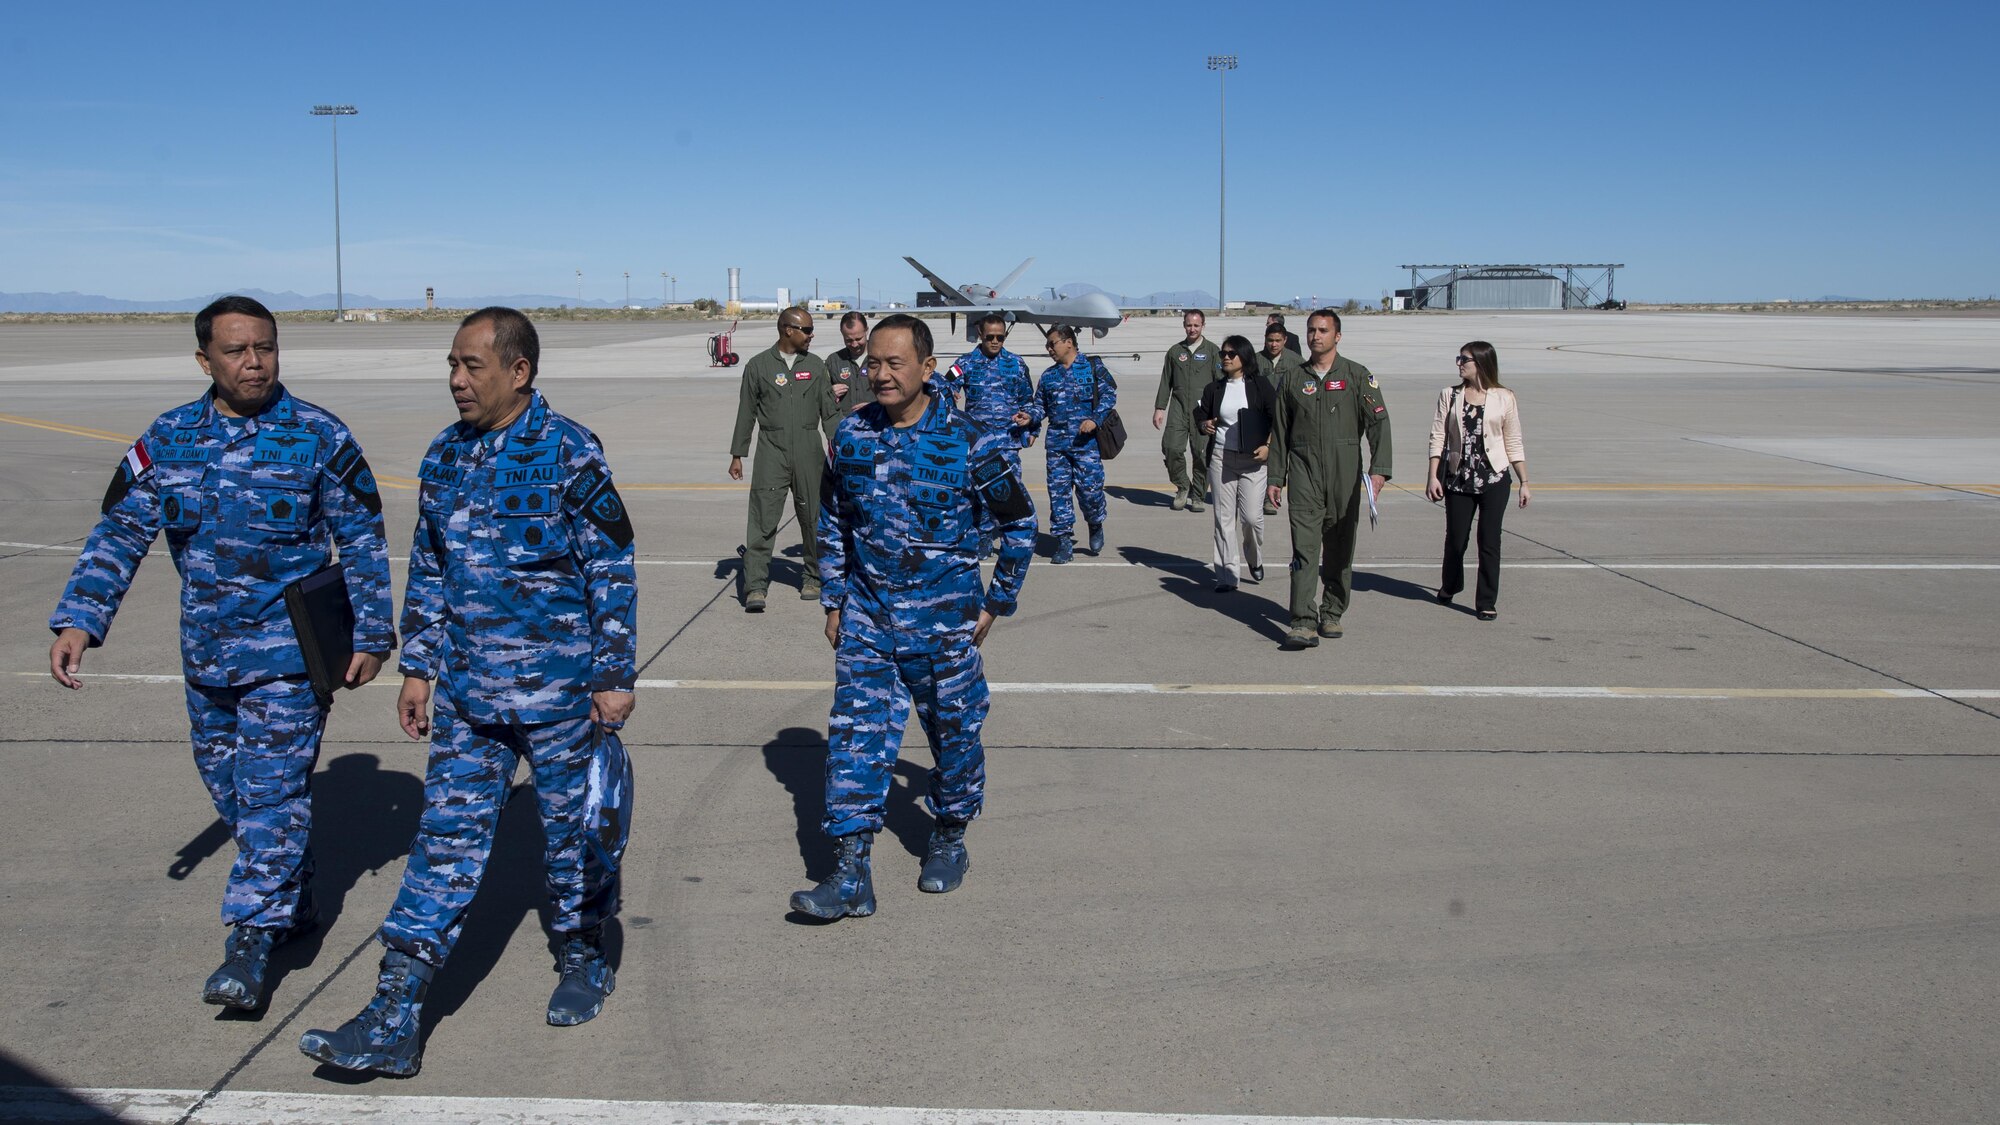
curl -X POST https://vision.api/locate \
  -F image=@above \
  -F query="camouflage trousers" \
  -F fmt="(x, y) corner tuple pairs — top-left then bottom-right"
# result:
(1045, 441), (1107, 537)
(183, 675), (326, 929)
(377, 699), (622, 968)
(823, 619), (989, 838)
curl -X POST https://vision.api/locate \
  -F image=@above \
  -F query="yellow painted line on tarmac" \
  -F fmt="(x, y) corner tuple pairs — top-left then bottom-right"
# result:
(0, 410), (418, 489)
(0, 412), (134, 443)
(1526, 482), (1990, 492)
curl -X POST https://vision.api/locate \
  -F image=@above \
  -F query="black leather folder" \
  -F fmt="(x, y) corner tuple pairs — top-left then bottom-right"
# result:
(283, 564), (354, 705)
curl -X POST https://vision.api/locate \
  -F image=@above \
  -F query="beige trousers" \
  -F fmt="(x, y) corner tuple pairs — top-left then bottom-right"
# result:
(1208, 445), (1266, 586)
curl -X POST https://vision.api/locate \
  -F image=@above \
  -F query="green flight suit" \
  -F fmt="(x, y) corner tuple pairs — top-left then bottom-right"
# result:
(1257, 349), (1305, 384)
(824, 344), (875, 426)
(1153, 334), (1221, 497)
(731, 343), (835, 595)
(1268, 354), (1393, 631)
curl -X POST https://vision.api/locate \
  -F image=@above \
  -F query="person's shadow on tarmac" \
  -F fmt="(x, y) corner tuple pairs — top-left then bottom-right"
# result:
(1354, 569), (1448, 605)
(306, 759), (625, 1083)
(1105, 484), (1174, 509)
(761, 725), (932, 925)
(1117, 544), (1290, 644)
(176, 752), (424, 1024)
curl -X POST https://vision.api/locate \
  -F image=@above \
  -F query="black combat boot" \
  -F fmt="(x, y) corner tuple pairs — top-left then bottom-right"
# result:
(201, 926), (278, 1011)
(1086, 523), (1105, 556)
(789, 832), (876, 920)
(203, 890), (319, 1010)
(297, 949), (434, 1077)
(546, 929), (615, 1027)
(917, 818), (970, 894)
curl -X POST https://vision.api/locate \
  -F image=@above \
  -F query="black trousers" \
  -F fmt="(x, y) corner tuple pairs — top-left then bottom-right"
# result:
(1441, 476), (1510, 612)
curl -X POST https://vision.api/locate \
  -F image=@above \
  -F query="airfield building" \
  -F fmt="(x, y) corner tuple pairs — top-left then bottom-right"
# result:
(1396, 263), (1622, 310)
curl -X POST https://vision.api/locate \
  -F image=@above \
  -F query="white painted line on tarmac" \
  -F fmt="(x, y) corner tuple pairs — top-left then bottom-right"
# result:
(0, 1086), (1717, 1125)
(24, 672), (1997, 702)
(7, 543), (1994, 572)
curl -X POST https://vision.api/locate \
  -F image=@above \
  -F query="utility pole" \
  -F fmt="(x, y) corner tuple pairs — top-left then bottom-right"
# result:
(1205, 55), (1236, 316)
(308, 104), (357, 321)
(575, 270), (582, 303)
(624, 271), (630, 307)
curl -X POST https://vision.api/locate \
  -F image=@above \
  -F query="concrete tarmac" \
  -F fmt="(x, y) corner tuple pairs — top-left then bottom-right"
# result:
(0, 311), (1995, 1124)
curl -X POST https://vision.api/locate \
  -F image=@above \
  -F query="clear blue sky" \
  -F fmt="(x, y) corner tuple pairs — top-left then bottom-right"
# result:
(2, 1), (1993, 304)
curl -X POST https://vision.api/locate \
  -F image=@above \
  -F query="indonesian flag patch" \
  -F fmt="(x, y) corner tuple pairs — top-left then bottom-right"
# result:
(123, 440), (153, 479)
(949, 362), (964, 381)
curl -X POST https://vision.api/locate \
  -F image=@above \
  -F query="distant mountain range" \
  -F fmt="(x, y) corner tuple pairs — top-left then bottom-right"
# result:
(0, 284), (1245, 314)
(1057, 283), (1219, 309)
(0, 288), (640, 313)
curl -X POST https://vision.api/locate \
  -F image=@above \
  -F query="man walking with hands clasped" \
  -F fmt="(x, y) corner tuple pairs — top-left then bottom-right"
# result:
(729, 308), (837, 609)
(792, 314), (1036, 921)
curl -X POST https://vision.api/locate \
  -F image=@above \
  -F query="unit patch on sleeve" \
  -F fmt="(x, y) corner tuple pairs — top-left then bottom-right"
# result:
(326, 440), (382, 514)
(584, 483), (634, 548)
(972, 455), (1032, 523)
(565, 463), (632, 548)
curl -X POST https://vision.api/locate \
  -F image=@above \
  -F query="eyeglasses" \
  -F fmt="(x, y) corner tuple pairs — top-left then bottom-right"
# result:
(784, 323), (814, 335)
(981, 334), (1006, 342)
(1454, 356), (1473, 365)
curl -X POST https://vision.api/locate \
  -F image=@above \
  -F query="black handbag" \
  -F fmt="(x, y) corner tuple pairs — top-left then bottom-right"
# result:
(1088, 356), (1126, 460)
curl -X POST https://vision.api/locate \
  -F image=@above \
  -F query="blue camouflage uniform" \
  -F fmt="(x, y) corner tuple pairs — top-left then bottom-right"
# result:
(380, 390), (638, 969)
(1034, 356), (1116, 538)
(816, 384), (1036, 838)
(50, 385), (394, 929)
(945, 348), (1043, 471)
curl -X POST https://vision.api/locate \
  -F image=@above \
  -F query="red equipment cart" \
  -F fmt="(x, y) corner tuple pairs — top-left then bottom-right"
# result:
(706, 320), (740, 367)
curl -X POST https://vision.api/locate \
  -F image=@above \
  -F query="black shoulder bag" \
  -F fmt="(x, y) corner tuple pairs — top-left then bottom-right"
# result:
(1088, 356), (1127, 460)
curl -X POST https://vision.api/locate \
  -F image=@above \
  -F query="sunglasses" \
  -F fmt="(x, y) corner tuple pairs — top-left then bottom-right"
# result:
(784, 323), (814, 335)
(981, 334), (1007, 342)
(1454, 356), (1474, 365)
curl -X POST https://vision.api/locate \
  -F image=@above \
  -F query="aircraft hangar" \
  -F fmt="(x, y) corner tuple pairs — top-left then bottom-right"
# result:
(1396, 262), (1622, 310)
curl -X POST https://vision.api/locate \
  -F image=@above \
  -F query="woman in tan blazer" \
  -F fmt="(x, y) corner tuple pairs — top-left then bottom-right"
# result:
(1424, 340), (1530, 620)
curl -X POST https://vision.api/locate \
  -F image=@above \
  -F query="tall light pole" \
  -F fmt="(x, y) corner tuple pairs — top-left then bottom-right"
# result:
(308, 104), (357, 322)
(624, 271), (631, 307)
(1205, 56), (1235, 316)
(575, 269), (583, 303)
